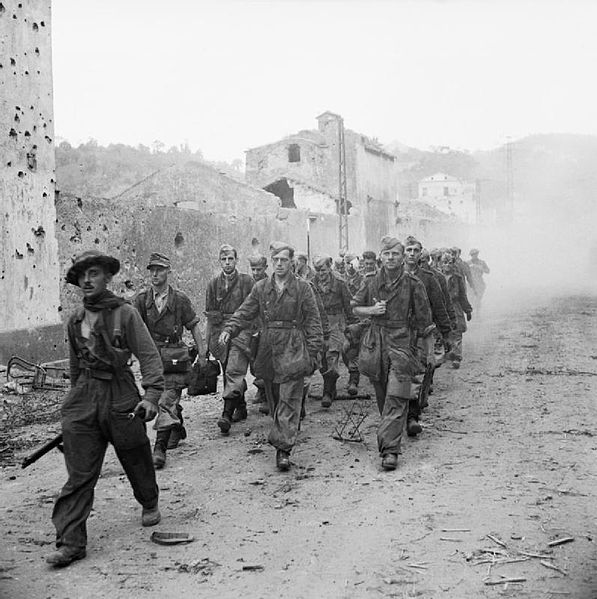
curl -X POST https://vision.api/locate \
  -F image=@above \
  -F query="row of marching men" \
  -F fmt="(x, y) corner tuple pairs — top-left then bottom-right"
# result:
(204, 236), (478, 472)
(45, 238), (478, 567)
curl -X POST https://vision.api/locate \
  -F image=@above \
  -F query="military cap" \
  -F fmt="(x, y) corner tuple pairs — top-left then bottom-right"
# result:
(269, 241), (295, 258)
(66, 249), (120, 286)
(344, 253), (356, 262)
(296, 253), (308, 261)
(380, 236), (403, 252)
(404, 235), (422, 249)
(147, 252), (171, 269)
(313, 254), (333, 269)
(248, 254), (267, 267)
(219, 243), (237, 258)
(430, 248), (441, 257)
(420, 248), (430, 262)
(469, 248), (479, 255)
(450, 246), (461, 255)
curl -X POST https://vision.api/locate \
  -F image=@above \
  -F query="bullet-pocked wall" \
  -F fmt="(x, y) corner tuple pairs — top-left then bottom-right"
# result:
(0, 0), (62, 363)
(55, 163), (317, 320)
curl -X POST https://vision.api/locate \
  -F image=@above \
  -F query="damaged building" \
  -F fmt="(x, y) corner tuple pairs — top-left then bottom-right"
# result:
(245, 111), (402, 253)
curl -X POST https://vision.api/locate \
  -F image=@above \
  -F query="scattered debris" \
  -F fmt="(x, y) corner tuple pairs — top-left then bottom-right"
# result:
(174, 558), (220, 576)
(440, 537), (462, 542)
(486, 534), (507, 548)
(484, 576), (526, 586)
(332, 401), (368, 443)
(150, 531), (194, 546)
(242, 565), (264, 572)
(548, 537), (575, 547)
(540, 560), (568, 575)
(441, 528), (470, 533)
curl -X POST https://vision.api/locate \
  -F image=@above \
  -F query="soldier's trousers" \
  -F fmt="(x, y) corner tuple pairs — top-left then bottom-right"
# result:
(371, 347), (417, 456)
(450, 331), (463, 362)
(154, 373), (186, 431)
(267, 377), (304, 453)
(52, 374), (158, 549)
(222, 344), (250, 401)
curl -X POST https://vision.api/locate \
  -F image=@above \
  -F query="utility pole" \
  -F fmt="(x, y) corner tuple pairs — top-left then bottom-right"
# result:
(505, 137), (514, 221)
(337, 116), (348, 253)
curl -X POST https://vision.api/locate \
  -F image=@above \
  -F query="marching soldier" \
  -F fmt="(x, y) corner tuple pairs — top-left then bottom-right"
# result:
(353, 237), (435, 471)
(47, 250), (164, 567)
(296, 253), (314, 281)
(248, 254), (268, 407)
(134, 252), (206, 469)
(219, 242), (323, 471)
(403, 237), (452, 434)
(467, 248), (490, 313)
(312, 255), (355, 407)
(205, 244), (254, 433)
(361, 250), (379, 278)
(441, 252), (473, 368)
(451, 246), (476, 294)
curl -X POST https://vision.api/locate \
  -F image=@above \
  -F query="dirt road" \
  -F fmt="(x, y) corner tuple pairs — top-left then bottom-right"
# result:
(1, 292), (595, 598)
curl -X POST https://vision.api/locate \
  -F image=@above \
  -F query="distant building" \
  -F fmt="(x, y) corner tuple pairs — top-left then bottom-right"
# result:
(245, 112), (401, 251)
(418, 172), (478, 224)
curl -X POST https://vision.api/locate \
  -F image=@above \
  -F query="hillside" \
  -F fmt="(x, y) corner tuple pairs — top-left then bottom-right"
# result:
(388, 133), (597, 219)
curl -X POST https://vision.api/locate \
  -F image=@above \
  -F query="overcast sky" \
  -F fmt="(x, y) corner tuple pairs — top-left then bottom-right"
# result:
(51, 0), (597, 162)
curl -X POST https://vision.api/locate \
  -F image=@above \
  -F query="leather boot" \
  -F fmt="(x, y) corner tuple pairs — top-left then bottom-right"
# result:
(153, 429), (170, 469)
(347, 370), (360, 396)
(217, 399), (235, 434)
(232, 394), (248, 422)
(276, 449), (290, 471)
(321, 372), (338, 408)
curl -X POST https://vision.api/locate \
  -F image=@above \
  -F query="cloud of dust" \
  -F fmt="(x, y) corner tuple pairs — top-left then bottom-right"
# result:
(464, 202), (597, 315)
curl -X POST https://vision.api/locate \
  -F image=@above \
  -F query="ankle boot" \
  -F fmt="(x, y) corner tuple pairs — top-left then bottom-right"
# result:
(232, 394), (248, 422)
(153, 429), (170, 469)
(321, 372), (338, 408)
(347, 370), (360, 396)
(217, 399), (235, 434)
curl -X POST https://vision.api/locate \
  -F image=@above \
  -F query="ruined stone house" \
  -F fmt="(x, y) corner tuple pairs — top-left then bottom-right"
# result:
(245, 112), (403, 253)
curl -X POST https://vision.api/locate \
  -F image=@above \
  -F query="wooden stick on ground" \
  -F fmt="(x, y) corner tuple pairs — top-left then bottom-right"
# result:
(548, 537), (575, 547)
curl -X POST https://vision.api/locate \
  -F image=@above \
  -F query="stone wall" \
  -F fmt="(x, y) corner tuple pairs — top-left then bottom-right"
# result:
(55, 164), (315, 321)
(0, 0), (62, 363)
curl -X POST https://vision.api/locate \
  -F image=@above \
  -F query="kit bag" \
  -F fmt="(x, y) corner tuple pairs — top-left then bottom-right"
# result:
(187, 356), (221, 396)
(159, 296), (191, 374)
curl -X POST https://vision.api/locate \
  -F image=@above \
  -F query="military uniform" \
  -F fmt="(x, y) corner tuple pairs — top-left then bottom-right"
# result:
(134, 286), (199, 430)
(223, 270), (323, 458)
(353, 264), (434, 461)
(444, 269), (472, 366)
(312, 257), (355, 407)
(205, 268), (254, 429)
(467, 250), (490, 312)
(49, 250), (164, 566)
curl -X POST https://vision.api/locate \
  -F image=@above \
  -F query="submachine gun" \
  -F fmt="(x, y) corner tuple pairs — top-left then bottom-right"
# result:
(21, 434), (63, 469)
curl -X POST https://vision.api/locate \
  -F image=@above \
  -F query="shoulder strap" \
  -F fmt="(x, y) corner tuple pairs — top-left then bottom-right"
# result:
(112, 304), (123, 348)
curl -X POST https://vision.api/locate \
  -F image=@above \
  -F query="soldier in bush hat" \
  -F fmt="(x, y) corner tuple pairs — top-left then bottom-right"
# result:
(352, 236), (435, 471)
(48, 249), (165, 567)
(205, 244), (254, 433)
(219, 241), (323, 471)
(134, 252), (206, 469)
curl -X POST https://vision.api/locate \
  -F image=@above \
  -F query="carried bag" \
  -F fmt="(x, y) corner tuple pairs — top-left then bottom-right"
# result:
(160, 344), (191, 374)
(187, 356), (221, 396)
(358, 324), (382, 381)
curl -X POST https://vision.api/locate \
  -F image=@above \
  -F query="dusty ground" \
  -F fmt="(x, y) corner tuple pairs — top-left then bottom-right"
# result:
(0, 292), (596, 599)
